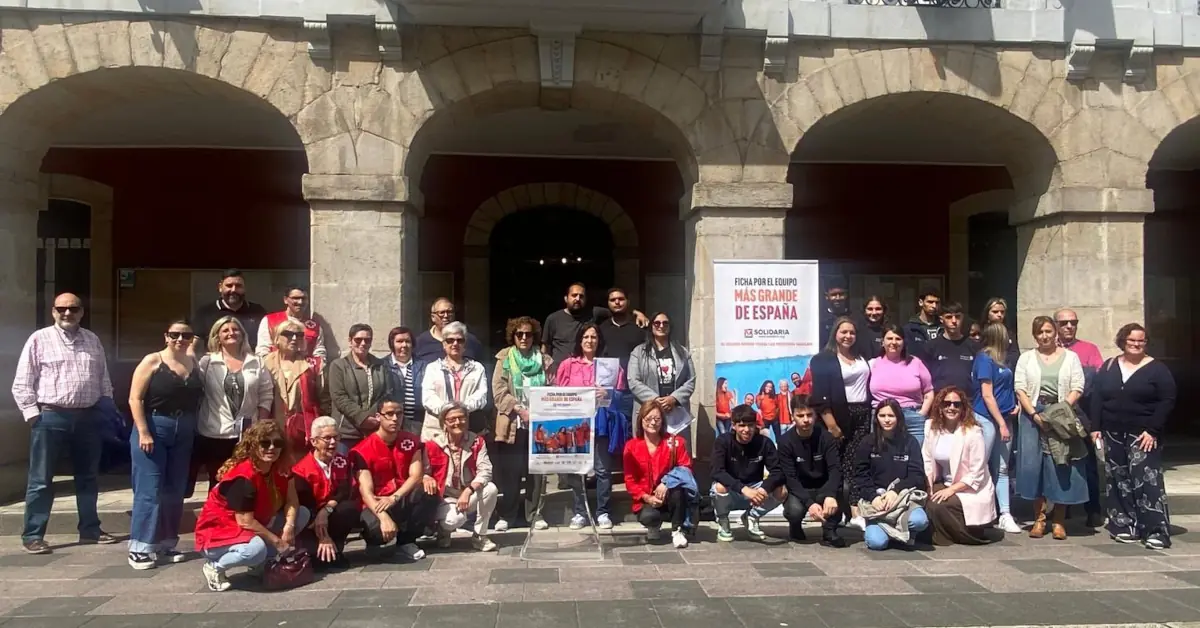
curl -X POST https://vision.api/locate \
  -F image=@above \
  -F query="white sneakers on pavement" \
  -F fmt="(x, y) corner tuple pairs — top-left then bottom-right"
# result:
(998, 513), (1023, 534)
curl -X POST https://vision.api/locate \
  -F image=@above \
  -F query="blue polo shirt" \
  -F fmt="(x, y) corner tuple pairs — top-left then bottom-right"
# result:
(971, 351), (1016, 417)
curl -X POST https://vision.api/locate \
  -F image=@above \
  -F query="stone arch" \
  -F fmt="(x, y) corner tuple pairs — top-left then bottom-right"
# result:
(461, 182), (641, 346)
(390, 31), (707, 193)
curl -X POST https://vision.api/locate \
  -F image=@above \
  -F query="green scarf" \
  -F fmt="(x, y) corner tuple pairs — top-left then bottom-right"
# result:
(506, 347), (546, 403)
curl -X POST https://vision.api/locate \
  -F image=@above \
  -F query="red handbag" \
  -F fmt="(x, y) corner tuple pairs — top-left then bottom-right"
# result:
(263, 549), (314, 590)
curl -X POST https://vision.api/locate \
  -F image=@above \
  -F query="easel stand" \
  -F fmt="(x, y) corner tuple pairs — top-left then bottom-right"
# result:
(519, 472), (605, 563)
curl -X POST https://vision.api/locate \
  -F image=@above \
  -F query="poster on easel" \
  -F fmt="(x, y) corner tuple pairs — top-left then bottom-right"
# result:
(526, 387), (595, 475)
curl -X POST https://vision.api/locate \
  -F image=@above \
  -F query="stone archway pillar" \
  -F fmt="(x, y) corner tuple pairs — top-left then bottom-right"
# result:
(948, 189), (1017, 306)
(305, 174), (421, 357)
(685, 182), (793, 460)
(0, 176), (41, 457)
(1011, 186), (1152, 353)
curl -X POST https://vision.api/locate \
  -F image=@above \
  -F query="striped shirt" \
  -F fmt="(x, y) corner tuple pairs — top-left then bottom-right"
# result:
(388, 356), (419, 433)
(12, 325), (113, 421)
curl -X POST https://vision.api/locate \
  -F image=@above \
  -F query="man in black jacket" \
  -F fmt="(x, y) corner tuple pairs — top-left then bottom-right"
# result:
(778, 396), (846, 546)
(710, 405), (785, 542)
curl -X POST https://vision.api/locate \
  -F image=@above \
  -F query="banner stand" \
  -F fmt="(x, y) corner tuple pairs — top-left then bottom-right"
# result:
(518, 474), (605, 563)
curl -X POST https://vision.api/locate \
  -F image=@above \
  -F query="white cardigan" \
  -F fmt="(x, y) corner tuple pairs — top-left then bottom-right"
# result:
(1014, 349), (1085, 405)
(420, 358), (489, 440)
(198, 352), (274, 439)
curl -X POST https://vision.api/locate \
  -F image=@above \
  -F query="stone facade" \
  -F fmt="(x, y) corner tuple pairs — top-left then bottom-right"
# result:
(0, 8), (1197, 451)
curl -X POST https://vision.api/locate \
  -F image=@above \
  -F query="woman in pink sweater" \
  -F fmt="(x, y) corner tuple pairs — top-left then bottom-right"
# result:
(868, 324), (933, 445)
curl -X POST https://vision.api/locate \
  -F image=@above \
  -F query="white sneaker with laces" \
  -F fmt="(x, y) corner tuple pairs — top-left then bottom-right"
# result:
(569, 514), (587, 530)
(745, 515), (765, 540)
(533, 518), (549, 530)
(202, 562), (231, 592)
(472, 535), (498, 552)
(597, 514), (614, 530)
(998, 513), (1023, 534)
(494, 519), (509, 532)
(671, 530), (688, 549)
(848, 516), (866, 531)
(399, 542), (426, 560)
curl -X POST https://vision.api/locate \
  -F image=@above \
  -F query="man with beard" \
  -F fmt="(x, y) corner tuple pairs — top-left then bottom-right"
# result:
(542, 282), (646, 376)
(192, 269), (267, 353)
(818, 282), (851, 343)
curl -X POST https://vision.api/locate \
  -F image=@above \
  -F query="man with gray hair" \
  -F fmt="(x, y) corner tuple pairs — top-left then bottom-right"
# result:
(292, 416), (357, 570)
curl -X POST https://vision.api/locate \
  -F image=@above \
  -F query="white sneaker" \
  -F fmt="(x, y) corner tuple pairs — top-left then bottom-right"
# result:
(848, 516), (866, 531)
(532, 518), (549, 530)
(569, 514), (587, 530)
(202, 562), (231, 592)
(597, 514), (614, 530)
(671, 530), (688, 549)
(472, 535), (498, 552)
(494, 519), (509, 532)
(744, 514), (766, 540)
(398, 543), (426, 560)
(645, 526), (662, 541)
(998, 513), (1022, 534)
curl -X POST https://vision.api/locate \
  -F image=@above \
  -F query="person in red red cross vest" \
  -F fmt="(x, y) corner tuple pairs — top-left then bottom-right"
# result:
(292, 416), (357, 570)
(256, 286), (325, 359)
(421, 403), (498, 552)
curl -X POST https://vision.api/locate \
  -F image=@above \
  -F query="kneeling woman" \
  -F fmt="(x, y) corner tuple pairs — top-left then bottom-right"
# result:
(623, 402), (694, 548)
(293, 417), (358, 570)
(922, 387), (996, 546)
(854, 400), (929, 550)
(421, 403), (498, 552)
(194, 421), (309, 592)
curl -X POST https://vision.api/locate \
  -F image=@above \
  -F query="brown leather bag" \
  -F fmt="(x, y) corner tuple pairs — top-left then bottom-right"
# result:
(263, 549), (313, 590)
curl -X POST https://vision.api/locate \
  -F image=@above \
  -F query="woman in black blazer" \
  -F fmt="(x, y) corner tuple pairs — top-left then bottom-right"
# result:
(808, 316), (872, 520)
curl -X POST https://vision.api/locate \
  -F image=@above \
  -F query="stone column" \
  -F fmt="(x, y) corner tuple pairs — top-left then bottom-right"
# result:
(305, 174), (420, 358)
(0, 177), (41, 467)
(1012, 186), (1152, 354)
(685, 182), (792, 459)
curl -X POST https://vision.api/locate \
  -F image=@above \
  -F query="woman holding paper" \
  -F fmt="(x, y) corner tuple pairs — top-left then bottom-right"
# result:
(492, 316), (552, 531)
(628, 312), (697, 434)
(555, 323), (626, 530)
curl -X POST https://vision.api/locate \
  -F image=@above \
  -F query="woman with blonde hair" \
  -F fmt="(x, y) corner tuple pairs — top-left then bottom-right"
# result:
(922, 386), (995, 545)
(1014, 315), (1087, 540)
(971, 322), (1021, 534)
(263, 319), (331, 454)
(191, 316), (273, 499)
(193, 421), (307, 592)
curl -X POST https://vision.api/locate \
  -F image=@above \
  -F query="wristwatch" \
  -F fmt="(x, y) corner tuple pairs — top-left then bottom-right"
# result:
(324, 504), (335, 515)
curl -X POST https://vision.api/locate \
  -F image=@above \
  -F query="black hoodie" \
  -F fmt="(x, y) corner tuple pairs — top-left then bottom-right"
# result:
(710, 431), (784, 493)
(853, 433), (926, 503)
(776, 426), (841, 508)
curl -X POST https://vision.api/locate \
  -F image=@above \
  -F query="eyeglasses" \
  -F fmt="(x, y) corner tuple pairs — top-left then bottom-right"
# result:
(1125, 339), (1147, 345)
(315, 435), (338, 443)
(1056, 320), (1078, 327)
(280, 330), (302, 340)
(444, 337), (464, 345)
(379, 410), (400, 418)
(166, 331), (196, 341)
(433, 309), (454, 317)
(514, 331), (534, 339)
(351, 337), (372, 345)
(258, 438), (284, 450)
(54, 306), (81, 314)
(941, 400), (963, 408)
(443, 415), (467, 424)
(652, 321), (670, 328)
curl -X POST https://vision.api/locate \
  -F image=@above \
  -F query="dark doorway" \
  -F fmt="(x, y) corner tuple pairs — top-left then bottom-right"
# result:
(968, 211), (1017, 332)
(488, 206), (615, 348)
(37, 199), (92, 329)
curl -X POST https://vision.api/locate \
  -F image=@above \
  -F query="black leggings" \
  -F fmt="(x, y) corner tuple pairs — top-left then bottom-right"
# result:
(360, 491), (438, 546)
(636, 486), (687, 532)
(783, 490), (839, 531)
(299, 500), (359, 562)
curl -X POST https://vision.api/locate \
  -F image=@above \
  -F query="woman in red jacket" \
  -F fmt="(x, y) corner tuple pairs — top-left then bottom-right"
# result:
(194, 421), (307, 592)
(623, 402), (693, 548)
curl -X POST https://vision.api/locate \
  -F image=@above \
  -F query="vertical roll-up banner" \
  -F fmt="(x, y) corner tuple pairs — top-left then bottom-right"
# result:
(713, 260), (821, 442)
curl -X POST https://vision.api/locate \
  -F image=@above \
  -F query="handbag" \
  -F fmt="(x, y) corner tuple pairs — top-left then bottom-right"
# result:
(263, 549), (314, 590)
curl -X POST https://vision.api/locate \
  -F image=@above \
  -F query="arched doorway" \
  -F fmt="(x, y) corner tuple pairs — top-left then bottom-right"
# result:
(487, 207), (616, 348)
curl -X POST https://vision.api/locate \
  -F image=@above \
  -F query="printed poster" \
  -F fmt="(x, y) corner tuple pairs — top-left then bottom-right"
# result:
(527, 387), (596, 475)
(713, 260), (821, 442)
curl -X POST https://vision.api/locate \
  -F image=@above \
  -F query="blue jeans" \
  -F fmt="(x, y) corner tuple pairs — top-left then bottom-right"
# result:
(976, 411), (1014, 516)
(715, 419), (731, 436)
(711, 481), (781, 520)
(903, 408), (927, 446)
(23, 407), (103, 542)
(568, 436), (612, 517)
(864, 507), (929, 550)
(129, 412), (196, 554)
(202, 508), (312, 572)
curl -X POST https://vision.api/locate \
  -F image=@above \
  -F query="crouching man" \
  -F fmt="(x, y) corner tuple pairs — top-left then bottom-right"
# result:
(778, 396), (846, 547)
(710, 404), (785, 542)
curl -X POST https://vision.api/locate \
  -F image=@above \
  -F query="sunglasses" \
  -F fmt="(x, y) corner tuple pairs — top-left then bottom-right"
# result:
(258, 438), (284, 450)
(54, 306), (81, 314)
(351, 337), (372, 345)
(166, 331), (196, 341)
(514, 331), (534, 339)
(444, 337), (464, 345)
(280, 330), (303, 340)
(652, 321), (670, 328)
(1056, 320), (1079, 327)
(941, 400), (964, 409)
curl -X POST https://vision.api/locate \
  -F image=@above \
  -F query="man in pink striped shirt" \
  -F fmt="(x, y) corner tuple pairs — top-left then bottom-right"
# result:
(1056, 307), (1107, 528)
(11, 293), (117, 554)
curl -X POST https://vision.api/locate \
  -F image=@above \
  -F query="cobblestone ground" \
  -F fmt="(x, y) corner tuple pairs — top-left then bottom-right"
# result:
(5, 515), (1200, 628)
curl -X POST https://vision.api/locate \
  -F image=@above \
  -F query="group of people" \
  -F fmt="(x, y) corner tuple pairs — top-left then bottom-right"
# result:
(9, 273), (1176, 594)
(533, 422), (591, 454)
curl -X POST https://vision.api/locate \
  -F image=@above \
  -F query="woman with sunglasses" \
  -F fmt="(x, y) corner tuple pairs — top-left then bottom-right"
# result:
(126, 319), (204, 570)
(492, 316), (552, 531)
(194, 421), (308, 592)
(628, 312), (696, 431)
(420, 321), (489, 439)
(193, 316), (273, 499)
(264, 320), (331, 454)
(330, 323), (391, 451)
(921, 387), (995, 546)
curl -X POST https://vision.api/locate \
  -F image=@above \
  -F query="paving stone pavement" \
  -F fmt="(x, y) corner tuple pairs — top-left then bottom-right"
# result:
(5, 516), (1200, 628)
